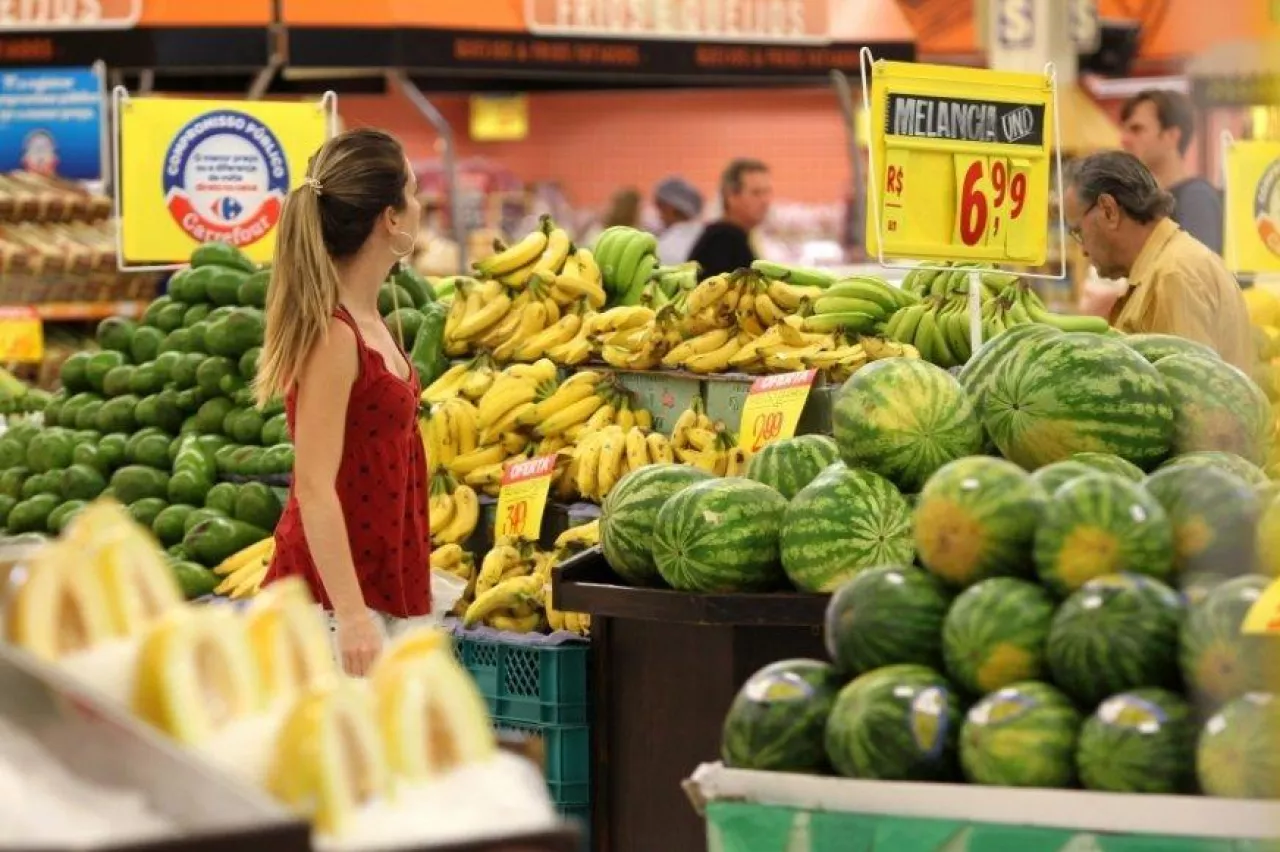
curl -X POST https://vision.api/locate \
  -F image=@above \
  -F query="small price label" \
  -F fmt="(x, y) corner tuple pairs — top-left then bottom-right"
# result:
(737, 370), (817, 453)
(0, 308), (43, 363)
(952, 155), (1030, 252)
(1241, 577), (1280, 635)
(494, 454), (557, 542)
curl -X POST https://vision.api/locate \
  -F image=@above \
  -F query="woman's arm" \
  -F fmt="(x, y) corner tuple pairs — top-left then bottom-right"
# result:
(292, 319), (379, 671)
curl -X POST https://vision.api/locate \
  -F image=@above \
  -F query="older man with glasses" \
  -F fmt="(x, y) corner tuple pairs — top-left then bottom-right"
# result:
(1064, 151), (1253, 372)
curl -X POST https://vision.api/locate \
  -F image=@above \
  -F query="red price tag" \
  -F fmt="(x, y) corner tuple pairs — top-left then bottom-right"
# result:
(494, 454), (557, 542)
(737, 370), (817, 453)
(953, 155), (1030, 253)
(0, 308), (43, 363)
(881, 149), (910, 237)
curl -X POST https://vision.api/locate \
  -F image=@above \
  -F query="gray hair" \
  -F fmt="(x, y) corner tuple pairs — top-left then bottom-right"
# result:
(1066, 151), (1175, 224)
(720, 158), (768, 202)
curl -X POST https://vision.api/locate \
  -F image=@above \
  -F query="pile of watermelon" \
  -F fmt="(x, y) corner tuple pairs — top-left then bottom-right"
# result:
(595, 324), (1280, 798)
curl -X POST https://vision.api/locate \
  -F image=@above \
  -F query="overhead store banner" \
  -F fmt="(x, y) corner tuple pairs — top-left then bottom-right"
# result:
(0, 66), (104, 179)
(118, 97), (328, 265)
(281, 0), (915, 80)
(1224, 138), (1280, 275)
(864, 60), (1055, 265)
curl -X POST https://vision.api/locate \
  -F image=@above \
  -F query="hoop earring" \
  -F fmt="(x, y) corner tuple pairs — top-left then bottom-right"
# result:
(390, 229), (415, 259)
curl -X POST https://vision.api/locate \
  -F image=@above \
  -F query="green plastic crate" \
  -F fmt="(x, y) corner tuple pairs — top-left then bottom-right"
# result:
(556, 802), (591, 852)
(454, 633), (589, 724)
(496, 721), (590, 805)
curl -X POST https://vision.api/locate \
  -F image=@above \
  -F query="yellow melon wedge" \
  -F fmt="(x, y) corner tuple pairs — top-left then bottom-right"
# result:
(6, 542), (114, 661)
(132, 606), (264, 745)
(267, 680), (390, 837)
(244, 577), (337, 704)
(370, 633), (496, 782)
(68, 500), (182, 638)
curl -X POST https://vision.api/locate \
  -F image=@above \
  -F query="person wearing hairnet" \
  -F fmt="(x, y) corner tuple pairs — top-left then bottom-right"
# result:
(653, 177), (705, 265)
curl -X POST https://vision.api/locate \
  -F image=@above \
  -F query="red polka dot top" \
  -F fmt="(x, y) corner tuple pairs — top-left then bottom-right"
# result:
(264, 306), (431, 618)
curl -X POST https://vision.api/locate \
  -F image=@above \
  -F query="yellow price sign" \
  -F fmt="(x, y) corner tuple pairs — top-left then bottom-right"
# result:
(1223, 139), (1280, 275)
(0, 308), (43, 363)
(866, 61), (1054, 265)
(737, 370), (817, 453)
(1242, 577), (1280, 635)
(494, 454), (557, 542)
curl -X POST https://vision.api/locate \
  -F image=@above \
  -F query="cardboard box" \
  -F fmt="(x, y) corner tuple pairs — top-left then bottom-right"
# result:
(702, 373), (836, 437)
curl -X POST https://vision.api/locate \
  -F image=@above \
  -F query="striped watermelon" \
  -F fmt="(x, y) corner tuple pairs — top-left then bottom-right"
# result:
(957, 323), (1061, 404)
(832, 358), (984, 493)
(824, 664), (961, 781)
(1046, 573), (1184, 709)
(914, 456), (1046, 588)
(1033, 473), (1175, 597)
(600, 464), (714, 586)
(1197, 692), (1280, 798)
(1154, 353), (1272, 465)
(1259, 492), (1280, 576)
(942, 578), (1056, 697)
(824, 565), (951, 676)
(1160, 449), (1270, 486)
(979, 332), (1175, 471)
(1077, 688), (1197, 794)
(959, 681), (1082, 787)
(1070, 452), (1144, 482)
(721, 659), (842, 773)
(652, 477), (788, 592)
(1179, 574), (1271, 708)
(1143, 465), (1259, 576)
(744, 434), (839, 500)
(1028, 460), (1097, 495)
(780, 463), (914, 592)
(1126, 332), (1220, 364)
(1180, 569), (1232, 608)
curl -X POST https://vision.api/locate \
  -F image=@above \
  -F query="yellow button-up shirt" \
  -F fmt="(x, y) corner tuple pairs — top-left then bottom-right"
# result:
(1109, 219), (1254, 372)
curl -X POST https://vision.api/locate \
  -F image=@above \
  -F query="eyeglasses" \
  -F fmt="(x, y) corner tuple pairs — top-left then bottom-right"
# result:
(1068, 201), (1097, 244)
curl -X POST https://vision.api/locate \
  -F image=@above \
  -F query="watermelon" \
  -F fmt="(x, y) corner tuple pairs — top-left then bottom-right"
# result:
(1046, 573), (1184, 709)
(1259, 491), (1280, 576)
(600, 464), (714, 586)
(1033, 473), (1175, 597)
(832, 358), (984, 493)
(1179, 574), (1271, 708)
(652, 477), (788, 592)
(978, 332), (1175, 471)
(1180, 569), (1232, 608)
(913, 456), (1045, 588)
(824, 565), (951, 676)
(1076, 688), (1197, 794)
(1143, 465), (1259, 576)
(1160, 449), (1270, 486)
(1028, 460), (1097, 495)
(957, 323), (1061, 404)
(721, 659), (842, 773)
(959, 681), (1082, 787)
(1126, 332), (1220, 364)
(780, 463), (914, 592)
(1197, 692), (1280, 798)
(744, 434), (839, 501)
(824, 664), (961, 781)
(942, 577), (1056, 697)
(1070, 452), (1144, 482)
(1154, 352), (1272, 465)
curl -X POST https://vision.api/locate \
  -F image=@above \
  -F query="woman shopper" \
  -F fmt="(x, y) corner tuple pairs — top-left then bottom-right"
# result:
(255, 128), (430, 677)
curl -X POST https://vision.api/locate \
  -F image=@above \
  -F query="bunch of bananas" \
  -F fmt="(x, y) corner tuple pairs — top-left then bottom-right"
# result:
(427, 470), (481, 546)
(593, 225), (660, 305)
(800, 275), (920, 335)
(566, 422), (674, 502)
(430, 542), (477, 610)
(212, 537), (276, 599)
(667, 398), (751, 476)
(421, 352), (499, 405)
(887, 263), (1108, 367)
(750, 259), (838, 288)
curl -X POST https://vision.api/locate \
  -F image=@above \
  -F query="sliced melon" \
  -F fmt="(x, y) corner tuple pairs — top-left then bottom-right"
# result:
(370, 630), (496, 782)
(245, 576), (337, 704)
(267, 680), (390, 837)
(132, 607), (263, 744)
(6, 542), (114, 661)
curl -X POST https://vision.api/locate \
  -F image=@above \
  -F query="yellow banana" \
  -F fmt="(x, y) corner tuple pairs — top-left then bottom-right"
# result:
(624, 426), (650, 471)
(459, 366), (495, 401)
(554, 519), (600, 553)
(472, 548), (530, 603)
(615, 402), (636, 431)
(464, 462), (507, 491)
(574, 433), (605, 500)
(430, 543), (465, 570)
(474, 229), (548, 278)
(589, 306), (654, 334)
(492, 301), (549, 363)
(428, 485), (455, 531)
(512, 313), (582, 362)
(634, 408), (653, 430)
(448, 443), (506, 477)
(536, 394), (606, 437)
(520, 373), (602, 426)
(500, 431), (528, 455)
(725, 447), (751, 477)
(685, 274), (731, 315)
(684, 427), (719, 452)
(433, 483), (479, 544)
(421, 362), (470, 404)
(753, 292), (787, 327)
(553, 271), (607, 309)
(476, 376), (539, 432)
(661, 327), (733, 368)
(474, 290), (531, 349)
(533, 226), (570, 276)
(213, 537), (275, 576)
(670, 403), (700, 449)
(452, 291), (513, 340)
(489, 612), (542, 633)
(479, 401), (534, 446)
(583, 402), (616, 431)
(767, 279), (824, 310)
(645, 431), (674, 464)
(682, 336), (742, 374)
(445, 398), (479, 454)
(504, 358), (558, 385)
(595, 426), (627, 497)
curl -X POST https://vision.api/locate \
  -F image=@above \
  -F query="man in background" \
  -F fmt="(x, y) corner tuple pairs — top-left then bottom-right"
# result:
(653, 177), (705, 266)
(1120, 89), (1224, 254)
(688, 158), (772, 278)
(1064, 151), (1251, 371)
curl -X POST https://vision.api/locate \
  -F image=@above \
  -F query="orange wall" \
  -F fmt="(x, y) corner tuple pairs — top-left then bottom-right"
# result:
(340, 88), (852, 208)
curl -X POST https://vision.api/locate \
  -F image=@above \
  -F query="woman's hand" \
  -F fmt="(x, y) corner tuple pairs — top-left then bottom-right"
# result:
(335, 609), (384, 677)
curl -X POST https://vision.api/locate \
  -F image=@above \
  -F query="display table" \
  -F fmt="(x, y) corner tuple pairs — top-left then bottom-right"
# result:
(553, 549), (828, 852)
(685, 763), (1280, 852)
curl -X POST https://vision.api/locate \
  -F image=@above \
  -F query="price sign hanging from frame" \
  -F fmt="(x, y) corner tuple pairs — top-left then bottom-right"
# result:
(493, 454), (558, 542)
(737, 370), (818, 452)
(865, 60), (1056, 266)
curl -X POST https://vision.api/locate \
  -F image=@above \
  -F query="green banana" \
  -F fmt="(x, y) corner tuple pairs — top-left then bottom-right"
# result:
(892, 304), (926, 345)
(813, 295), (887, 317)
(801, 310), (879, 334)
(620, 253), (659, 306)
(611, 231), (658, 294)
(593, 227), (629, 286)
(913, 308), (940, 363)
(825, 276), (901, 313)
(750, 259), (836, 288)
